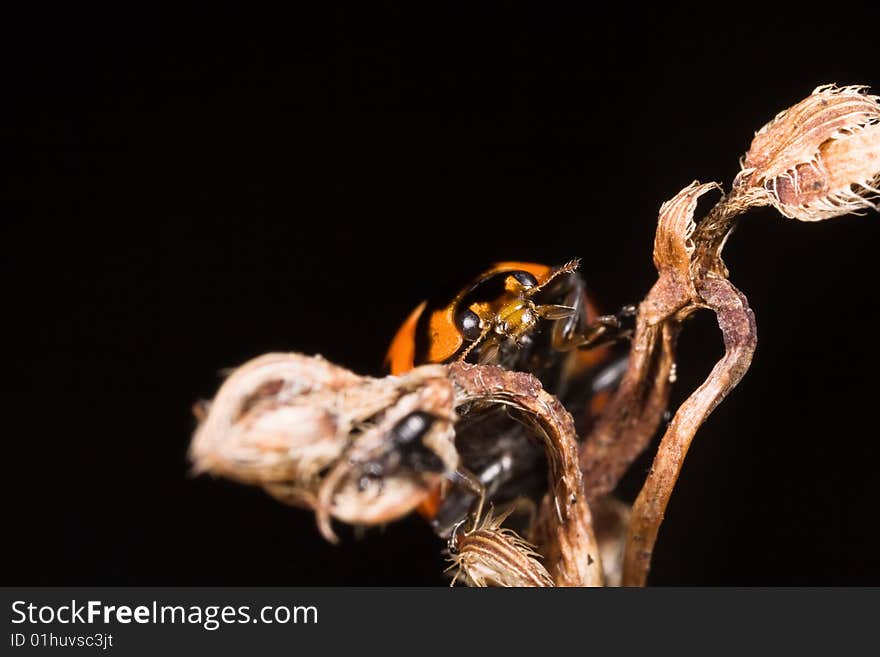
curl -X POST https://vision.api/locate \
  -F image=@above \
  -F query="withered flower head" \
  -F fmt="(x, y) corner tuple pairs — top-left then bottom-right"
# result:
(189, 353), (361, 492)
(189, 353), (459, 542)
(446, 507), (555, 587)
(736, 84), (880, 221)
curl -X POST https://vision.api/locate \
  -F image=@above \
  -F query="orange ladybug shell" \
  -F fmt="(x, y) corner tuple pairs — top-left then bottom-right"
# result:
(385, 260), (615, 524)
(385, 261), (552, 375)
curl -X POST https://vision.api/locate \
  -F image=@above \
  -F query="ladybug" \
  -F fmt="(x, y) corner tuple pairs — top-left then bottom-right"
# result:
(385, 260), (633, 537)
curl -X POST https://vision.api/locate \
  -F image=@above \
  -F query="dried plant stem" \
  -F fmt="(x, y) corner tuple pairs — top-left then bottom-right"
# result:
(580, 182), (719, 500)
(622, 278), (756, 586)
(606, 86), (879, 584)
(579, 316), (681, 501)
(576, 181), (760, 586)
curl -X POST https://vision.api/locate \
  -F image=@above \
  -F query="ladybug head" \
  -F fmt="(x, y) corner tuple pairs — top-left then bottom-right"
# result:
(458, 260), (581, 363)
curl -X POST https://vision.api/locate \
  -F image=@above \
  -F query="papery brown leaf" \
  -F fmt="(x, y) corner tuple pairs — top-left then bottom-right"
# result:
(449, 362), (604, 586)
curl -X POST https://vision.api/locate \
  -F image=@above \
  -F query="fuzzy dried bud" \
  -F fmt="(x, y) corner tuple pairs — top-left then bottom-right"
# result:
(736, 84), (880, 221)
(447, 508), (555, 587)
(189, 353), (361, 493)
(189, 353), (459, 542)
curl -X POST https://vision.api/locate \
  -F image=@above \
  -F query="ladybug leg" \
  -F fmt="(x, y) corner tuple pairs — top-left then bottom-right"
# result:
(575, 304), (638, 350)
(447, 467), (486, 531)
(549, 273), (636, 352)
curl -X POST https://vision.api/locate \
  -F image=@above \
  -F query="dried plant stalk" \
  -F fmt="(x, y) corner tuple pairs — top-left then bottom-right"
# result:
(585, 83), (880, 586)
(622, 278), (756, 585)
(580, 182), (718, 499)
(572, 180), (760, 586)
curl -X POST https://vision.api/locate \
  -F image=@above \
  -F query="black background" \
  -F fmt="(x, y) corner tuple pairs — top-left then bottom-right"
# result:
(7, 4), (880, 585)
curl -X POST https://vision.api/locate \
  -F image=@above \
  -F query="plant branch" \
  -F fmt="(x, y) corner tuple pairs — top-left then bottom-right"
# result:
(622, 277), (756, 585)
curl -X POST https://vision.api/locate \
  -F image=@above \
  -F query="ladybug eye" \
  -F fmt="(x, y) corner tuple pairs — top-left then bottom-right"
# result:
(511, 270), (538, 289)
(456, 308), (483, 341)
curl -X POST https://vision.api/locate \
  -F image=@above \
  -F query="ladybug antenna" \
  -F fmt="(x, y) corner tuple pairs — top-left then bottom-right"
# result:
(526, 258), (581, 297)
(456, 323), (492, 362)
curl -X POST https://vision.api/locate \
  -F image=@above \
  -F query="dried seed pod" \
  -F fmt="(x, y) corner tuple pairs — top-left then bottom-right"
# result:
(189, 353), (459, 540)
(446, 507), (554, 587)
(736, 84), (880, 221)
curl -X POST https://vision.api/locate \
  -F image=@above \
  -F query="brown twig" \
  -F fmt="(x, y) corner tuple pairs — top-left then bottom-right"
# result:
(582, 180), (761, 586)
(580, 182), (718, 500)
(592, 83), (880, 586)
(622, 277), (756, 585)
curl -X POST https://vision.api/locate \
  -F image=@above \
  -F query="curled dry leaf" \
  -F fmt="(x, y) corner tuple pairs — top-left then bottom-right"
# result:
(737, 84), (880, 221)
(446, 507), (554, 587)
(448, 362), (603, 586)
